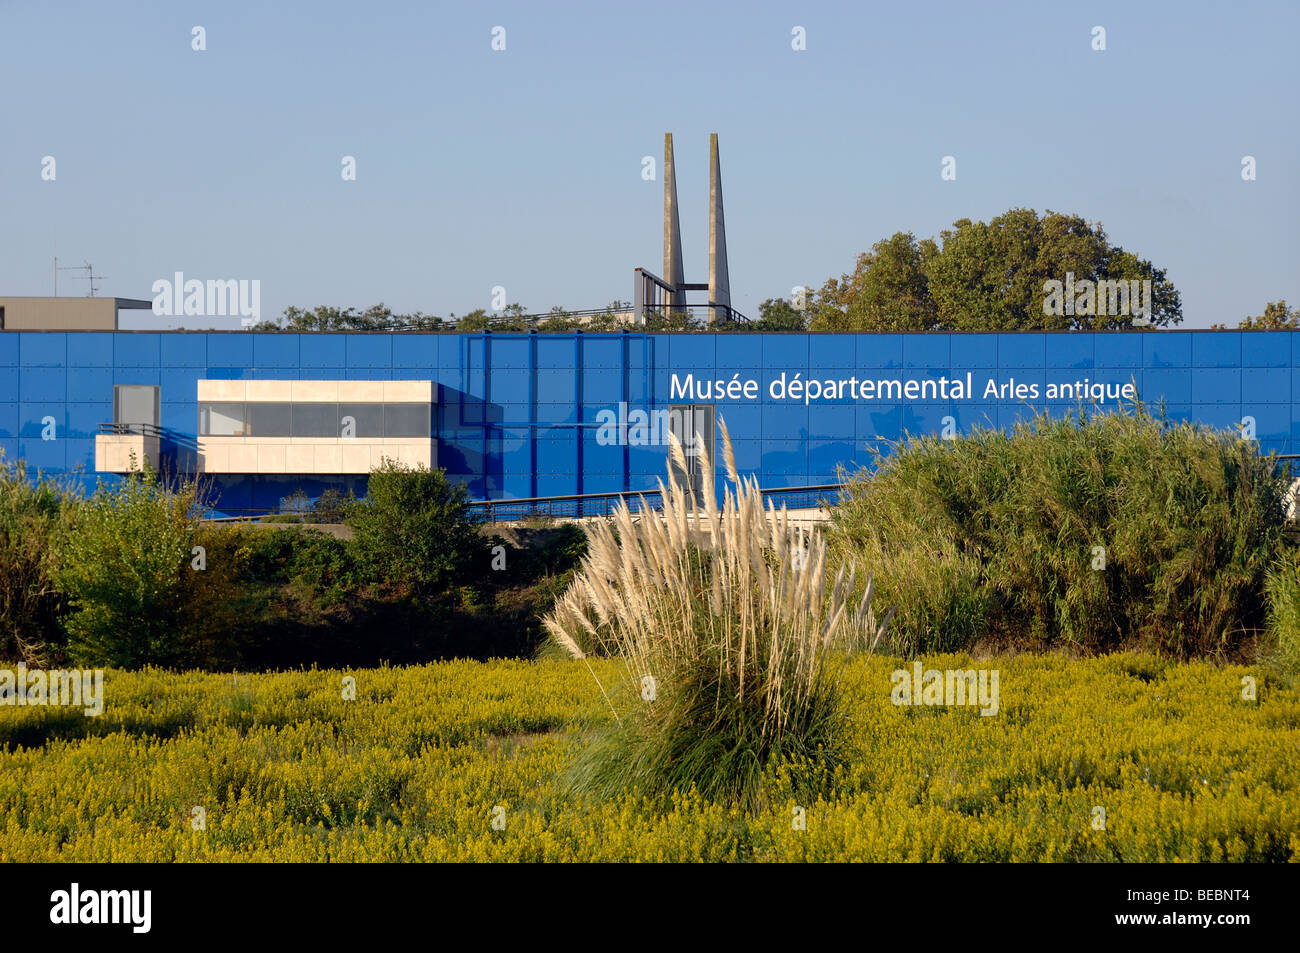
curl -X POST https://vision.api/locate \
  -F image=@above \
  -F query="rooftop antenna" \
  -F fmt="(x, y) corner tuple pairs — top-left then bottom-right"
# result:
(55, 258), (105, 297)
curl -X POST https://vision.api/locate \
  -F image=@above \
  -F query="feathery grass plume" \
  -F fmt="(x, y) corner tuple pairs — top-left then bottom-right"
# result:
(545, 419), (890, 810)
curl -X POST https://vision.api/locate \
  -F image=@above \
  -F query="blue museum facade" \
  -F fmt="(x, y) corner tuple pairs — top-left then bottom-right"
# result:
(1, 329), (1297, 516)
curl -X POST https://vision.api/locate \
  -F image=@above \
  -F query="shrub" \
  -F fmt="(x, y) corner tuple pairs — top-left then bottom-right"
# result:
(345, 459), (481, 597)
(51, 468), (204, 668)
(0, 455), (72, 664)
(1263, 546), (1300, 682)
(829, 404), (1285, 657)
(545, 422), (890, 810)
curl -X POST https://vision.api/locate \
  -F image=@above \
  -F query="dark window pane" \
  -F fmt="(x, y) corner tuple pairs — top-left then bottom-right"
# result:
(246, 402), (291, 436)
(339, 403), (384, 437)
(385, 403), (429, 437)
(292, 403), (338, 437)
(200, 402), (246, 436)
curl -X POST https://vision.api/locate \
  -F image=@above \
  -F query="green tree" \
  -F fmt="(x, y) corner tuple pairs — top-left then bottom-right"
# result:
(811, 210), (1182, 332)
(0, 456), (71, 664)
(345, 460), (481, 598)
(810, 232), (938, 331)
(51, 468), (203, 667)
(1237, 300), (1298, 330)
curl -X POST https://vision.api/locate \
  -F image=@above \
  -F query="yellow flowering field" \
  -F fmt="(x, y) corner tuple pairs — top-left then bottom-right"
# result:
(0, 653), (1296, 862)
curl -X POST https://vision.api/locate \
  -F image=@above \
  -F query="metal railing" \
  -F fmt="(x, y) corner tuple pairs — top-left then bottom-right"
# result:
(466, 483), (844, 523)
(97, 422), (165, 438)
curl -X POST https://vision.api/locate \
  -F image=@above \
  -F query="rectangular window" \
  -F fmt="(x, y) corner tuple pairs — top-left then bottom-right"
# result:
(384, 403), (429, 437)
(116, 385), (159, 427)
(199, 402), (245, 436)
(339, 403), (385, 438)
(246, 402), (292, 436)
(291, 403), (338, 437)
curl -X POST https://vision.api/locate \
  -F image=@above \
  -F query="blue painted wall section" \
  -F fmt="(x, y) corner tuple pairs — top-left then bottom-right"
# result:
(1, 330), (1295, 516)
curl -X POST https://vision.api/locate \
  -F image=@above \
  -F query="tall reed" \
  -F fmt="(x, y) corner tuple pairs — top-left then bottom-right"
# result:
(546, 420), (889, 809)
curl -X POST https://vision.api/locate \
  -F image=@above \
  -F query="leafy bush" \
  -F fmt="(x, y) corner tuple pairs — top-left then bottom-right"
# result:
(345, 459), (481, 597)
(0, 456), (72, 664)
(546, 423), (889, 810)
(1263, 546), (1300, 682)
(829, 404), (1285, 657)
(51, 469), (204, 668)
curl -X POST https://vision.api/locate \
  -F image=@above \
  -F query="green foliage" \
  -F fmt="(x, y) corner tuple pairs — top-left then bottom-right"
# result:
(1263, 546), (1300, 681)
(1237, 300), (1298, 330)
(345, 460), (481, 597)
(829, 405), (1283, 657)
(810, 209), (1182, 332)
(51, 469), (204, 667)
(0, 456), (72, 664)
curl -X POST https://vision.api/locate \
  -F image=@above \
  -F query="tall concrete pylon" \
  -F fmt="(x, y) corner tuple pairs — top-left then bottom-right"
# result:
(663, 133), (685, 313)
(708, 132), (731, 322)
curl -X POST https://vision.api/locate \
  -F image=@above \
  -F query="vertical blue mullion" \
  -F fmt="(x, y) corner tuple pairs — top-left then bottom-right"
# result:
(621, 333), (629, 492)
(483, 333), (491, 500)
(575, 333), (583, 496)
(529, 333), (537, 499)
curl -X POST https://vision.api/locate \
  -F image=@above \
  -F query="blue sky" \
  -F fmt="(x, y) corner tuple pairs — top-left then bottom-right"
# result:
(2, 0), (1296, 329)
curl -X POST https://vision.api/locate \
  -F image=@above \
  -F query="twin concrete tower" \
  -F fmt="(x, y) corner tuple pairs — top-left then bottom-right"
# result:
(634, 133), (733, 323)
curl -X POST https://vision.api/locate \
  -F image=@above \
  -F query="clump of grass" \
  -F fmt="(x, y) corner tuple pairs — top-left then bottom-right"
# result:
(828, 402), (1285, 658)
(1263, 547), (1300, 682)
(545, 421), (890, 811)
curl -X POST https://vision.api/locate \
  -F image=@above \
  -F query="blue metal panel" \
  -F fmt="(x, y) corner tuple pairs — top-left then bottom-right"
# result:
(716, 334), (762, 370)
(770, 334), (810, 368)
(857, 334), (902, 369)
(953, 334), (998, 368)
(807, 405), (856, 440)
(717, 402), (760, 435)
(346, 334), (393, 369)
(997, 334), (1046, 369)
(1145, 332), (1190, 367)
(65, 403), (108, 439)
(487, 336), (530, 370)
(582, 367), (622, 405)
(21, 334), (66, 367)
(393, 335), (439, 369)
(160, 367), (201, 401)
(1046, 333), (1095, 369)
(205, 334), (253, 367)
(67, 367), (113, 403)
(20, 366), (66, 402)
(582, 336), (623, 369)
(1095, 333), (1143, 367)
(18, 434), (65, 470)
(112, 366), (161, 386)
(253, 334), (300, 368)
(856, 405), (903, 443)
(668, 333), (714, 370)
(808, 437), (856, 475)
(1247, 405), (1288, 445)
(300, 334), (346, 368)
(0, 367), (16, 400)
(161, 333), (208, 367)
(1191, 403), (1244, 431)
(0, 335), (17, 366)
(1241, 332), (1291, 368)
(903, 334), (950, 369)
(764, 403), (808, 436)
(115, 334), (160, 367)
(807, 335), (849, 368)
(582, 432), (623, 475)
(0, 404), (17, 438)
(1242, 368), (1290, 405)
(1142, 369), (1191, 405)
(1191, 369), (1241, 404)
(1192, 333), (1241, 368)
(160, 402), (195, 433)
(533, 369), (575, 404)
(67, 333), (115, 367)
(346, 366), (391, 380)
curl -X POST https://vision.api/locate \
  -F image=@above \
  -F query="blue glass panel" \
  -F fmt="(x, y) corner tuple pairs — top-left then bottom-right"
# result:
(114, 334), (161, 367)
(952, 334), (998, 368)
(68, 333), (115, 367)
(1141, 369), (1191, 405)
(1045, 334), (1095, 369)
(1240, 331), (1291, 368)
(345, 334), (392, 368)
(716, 335), (763, 370)
(393, 335), (439, 369)
(253, 334), (300, 368)
(903, 335), (950, 369)
(20, 367), (66, 402)
(21, 334), (66, 367)
(1192, 333), (1241, 368)
(1144, 332), (1190, 367)
(161, 333), (208, 366)
(857, 335), (902, 369)
(300, 334), (346, 367)
(0, 404), (17, 438)
(1190, 369), (1241, 404)
(997, 334), (1046, 369)
(1094, 333), (1143, 367)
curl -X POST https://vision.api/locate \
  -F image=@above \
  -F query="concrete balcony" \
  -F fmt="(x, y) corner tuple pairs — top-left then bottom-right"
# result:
(196, 436), (436, 474)
(95, 425), (162, 473)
